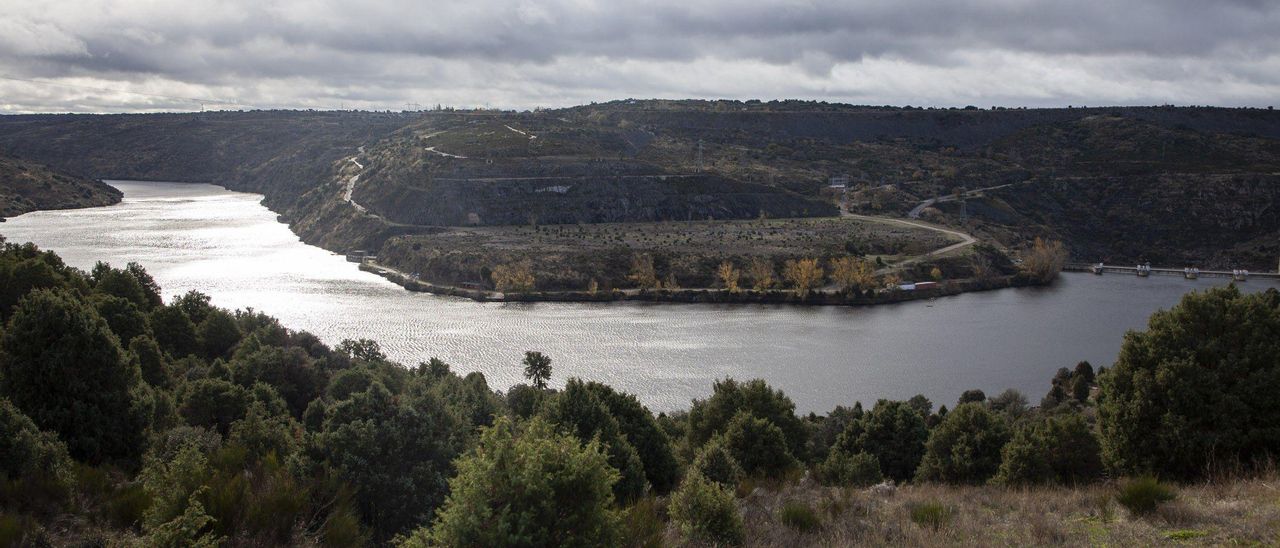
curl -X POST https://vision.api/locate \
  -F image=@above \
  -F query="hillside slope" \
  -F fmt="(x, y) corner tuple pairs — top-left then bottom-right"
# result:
(0, 154), (120, 219)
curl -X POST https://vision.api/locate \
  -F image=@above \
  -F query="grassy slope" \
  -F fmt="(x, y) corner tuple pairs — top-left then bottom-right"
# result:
(0, 154), (120, 218)
(664, 474), (1280, 546)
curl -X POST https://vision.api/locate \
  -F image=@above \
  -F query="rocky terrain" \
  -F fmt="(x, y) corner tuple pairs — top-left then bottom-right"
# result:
(0, 153), (120, 219)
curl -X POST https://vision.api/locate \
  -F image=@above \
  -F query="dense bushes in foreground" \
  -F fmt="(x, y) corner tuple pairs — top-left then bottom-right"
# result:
(0, 237), (1278, 545)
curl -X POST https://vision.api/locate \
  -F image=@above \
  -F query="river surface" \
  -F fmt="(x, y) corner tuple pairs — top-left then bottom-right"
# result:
(4, 181), (1276, 413)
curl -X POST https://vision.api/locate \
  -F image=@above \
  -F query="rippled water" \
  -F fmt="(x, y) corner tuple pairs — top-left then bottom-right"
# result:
(4, 181), (1275, 413)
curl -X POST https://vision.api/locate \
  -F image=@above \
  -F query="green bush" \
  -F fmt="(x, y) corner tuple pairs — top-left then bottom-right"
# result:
(1099, 286), (1280, 478)
(539, 379), (646, 502)
(908, 501), (955, 531)
(915, 403), (1010, 484)
(722, 411), (797, 478)
(693, 436), (744, 489)
(407, 418), (622, 547)
(1116, 476), (1176, 516)
(816, 449), (881, 487)
(669, 472), (743, 546)
(995, 412), (1103, 485)
(834, 399), (928, 482)
(779, 500), (821, 533)
(687, 378), (808, 462)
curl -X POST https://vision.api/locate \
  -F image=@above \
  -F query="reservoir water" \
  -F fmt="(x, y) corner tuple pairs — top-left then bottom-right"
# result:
(4, 181), (1275, 413)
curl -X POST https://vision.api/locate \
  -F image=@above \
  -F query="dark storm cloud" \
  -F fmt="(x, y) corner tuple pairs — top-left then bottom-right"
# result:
(1, 0), (1278, 112)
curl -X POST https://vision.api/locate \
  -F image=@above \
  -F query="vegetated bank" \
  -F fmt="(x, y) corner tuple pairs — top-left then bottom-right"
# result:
(0, 102), (1277, 280)
(1, 237), (1278, 546)
(0, 153), (120, 220)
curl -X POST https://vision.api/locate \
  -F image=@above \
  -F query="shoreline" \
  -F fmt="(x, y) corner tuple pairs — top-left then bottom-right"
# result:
(359, 261), (1042, 306)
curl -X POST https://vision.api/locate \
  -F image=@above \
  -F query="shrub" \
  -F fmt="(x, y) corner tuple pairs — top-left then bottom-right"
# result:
(908, 501), (955, 531)
(693, 436), (744, 489)
(621, 496), (665, 548)
(816, 449), (881, 487)
(669, 472), (743, 546)
(407, 418), (622, 547)
(779, 500), (821, 533)
(995, 412), (1103, 485)
(835, 399), (928, 482)
(687, 378), (808, 462)
(1099, 286), (1280, 478)
(1116, 476), (1176, 516)
(722, 411), (797, 478)
(915, 403), (1010, 484)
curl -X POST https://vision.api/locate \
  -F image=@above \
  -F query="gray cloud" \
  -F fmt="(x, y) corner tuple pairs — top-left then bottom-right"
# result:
(1, 0), (1278, 112)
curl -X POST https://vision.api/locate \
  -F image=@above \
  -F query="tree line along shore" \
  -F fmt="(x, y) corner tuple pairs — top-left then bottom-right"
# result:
(1, 235), (1278, 546)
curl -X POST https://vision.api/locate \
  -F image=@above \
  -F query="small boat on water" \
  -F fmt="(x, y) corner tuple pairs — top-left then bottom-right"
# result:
(1091, 263), (1105, 275)
(1233, 269), (1249, 282)
(1184, 267), (1200, 280)
(1136, 263), (1151, 277)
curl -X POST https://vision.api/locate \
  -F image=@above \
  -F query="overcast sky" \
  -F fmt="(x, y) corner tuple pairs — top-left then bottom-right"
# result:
(2, 0), (1278, 113)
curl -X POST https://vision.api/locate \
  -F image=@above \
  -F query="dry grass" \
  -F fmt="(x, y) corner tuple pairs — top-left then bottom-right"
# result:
(660, 474), (1280, 546)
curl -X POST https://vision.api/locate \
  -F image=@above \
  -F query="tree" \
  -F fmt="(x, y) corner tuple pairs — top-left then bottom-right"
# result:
(722, 411), (797, 478)
(829, 256), (876, 293)
(491, 260), (536, 292)
(126, 262), (164, 309)
(93, 294), (150, 345)
(92, 262), (151, 309)
(231, 346), (322, 418)
(687, 378), (808, 462)
(958, 389), (986, 405)
(930, 267), (943, 281)
(627, 253), (659, 289)
(1099, 286), (1280, 478)
(995, 412), (1102, 486)
(198, 309), (242, 360)
(668, 472), (743, 546)
(915, 403), (1010, 484)
(747, 257), (775, 291)
(407, 418), (622, 547)
(522, 350), (553, 389)
(835, 399), (928, 482)
(131, 335), (172, 388)
(338, 338), (386, 362)
(0, 289), (147, 464)
(716, 260), (741, 293)
(151, 305), (199, 358)
(580, 381), (680, 494)
(987, 388), (1030, 420)
(317, 382), (463, 541)
(540, 379), (646, 502)
(1021, 237), (1067, 283)
(0, 397), (71, 484)
(178, 378), (250, 436)
(783, 258), (824, 297)
(692, 436), (743, 488)
(907, 394), (933, 417)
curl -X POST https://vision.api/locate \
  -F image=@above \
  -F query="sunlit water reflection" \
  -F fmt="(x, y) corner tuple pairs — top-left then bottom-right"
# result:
(4, 181), (1275, 413)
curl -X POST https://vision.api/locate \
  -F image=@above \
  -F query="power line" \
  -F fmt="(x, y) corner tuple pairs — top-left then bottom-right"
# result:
(0, 75), (253, 109)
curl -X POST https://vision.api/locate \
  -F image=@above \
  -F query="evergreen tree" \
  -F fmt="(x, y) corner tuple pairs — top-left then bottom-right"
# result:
(0, 289), (147, 464)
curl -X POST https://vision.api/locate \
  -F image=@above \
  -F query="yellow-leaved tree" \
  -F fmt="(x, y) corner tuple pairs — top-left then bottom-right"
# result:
(829, 256), (877, 293)
(717, 261), (741, 293)
(783, 258), (824, 298)
(1022, 237), (1067, 283)
(747, 257), (775, 291)
(628, 253), (659, 289)
(491, 260), (535, 292)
